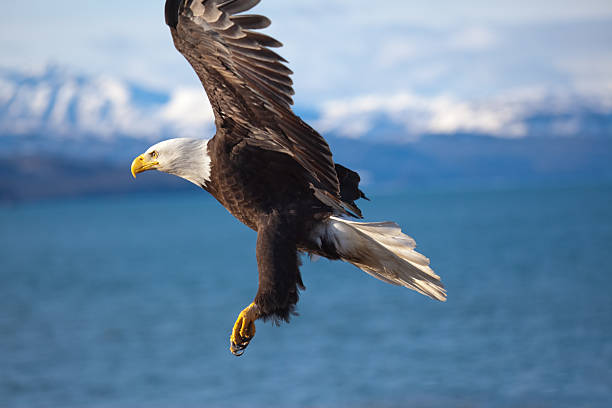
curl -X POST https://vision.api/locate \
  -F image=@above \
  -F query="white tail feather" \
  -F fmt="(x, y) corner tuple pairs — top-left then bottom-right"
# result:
(325, 216), (446, 302)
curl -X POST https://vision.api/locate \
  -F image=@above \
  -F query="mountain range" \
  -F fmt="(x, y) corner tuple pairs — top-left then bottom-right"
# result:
(0, 65), (611, 201)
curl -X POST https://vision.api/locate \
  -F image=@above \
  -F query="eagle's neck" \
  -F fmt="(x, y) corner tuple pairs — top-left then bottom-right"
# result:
(161, 138), (211, 188)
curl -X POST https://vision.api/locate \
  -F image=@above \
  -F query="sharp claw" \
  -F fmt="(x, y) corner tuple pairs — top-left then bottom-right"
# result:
(229, 302), (259, 356)
(230, 338), (250, 356)
(230, 341), (245, 356)
(230, 329), (249, 356)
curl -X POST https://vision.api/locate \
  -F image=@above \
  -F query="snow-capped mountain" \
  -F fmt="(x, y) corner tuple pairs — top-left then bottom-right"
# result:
(316, 89), (612, 141)
(0, 65), (214, 142)
(1, 65), (611, 149)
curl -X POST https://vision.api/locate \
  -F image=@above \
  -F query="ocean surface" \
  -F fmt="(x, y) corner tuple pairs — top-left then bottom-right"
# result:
(1, 186), (611, 408)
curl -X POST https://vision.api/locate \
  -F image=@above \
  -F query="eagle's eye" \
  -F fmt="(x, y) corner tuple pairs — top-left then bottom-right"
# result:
(151, 151), (159, 159)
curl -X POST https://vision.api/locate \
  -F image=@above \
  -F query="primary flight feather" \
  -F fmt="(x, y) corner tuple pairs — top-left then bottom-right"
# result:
(131, 0), (446, 356)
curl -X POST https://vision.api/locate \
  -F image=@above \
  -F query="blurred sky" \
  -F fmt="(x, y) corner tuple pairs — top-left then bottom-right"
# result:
(3, 0), (612, 104)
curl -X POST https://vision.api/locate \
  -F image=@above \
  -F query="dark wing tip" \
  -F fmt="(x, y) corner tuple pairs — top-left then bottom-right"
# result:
(165, 0), (182, 28)
(219, 0), (262, 15)
(231, 14), (271, 29)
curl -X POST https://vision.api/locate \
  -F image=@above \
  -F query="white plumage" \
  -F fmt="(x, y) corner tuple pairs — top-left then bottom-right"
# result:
(324, 216), (446, 301)
(146, 138), (212, 187)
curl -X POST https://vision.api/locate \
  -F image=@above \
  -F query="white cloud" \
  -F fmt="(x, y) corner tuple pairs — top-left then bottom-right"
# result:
(161, 88), (214, 126)
(426, 96), (523, 136)
(377, 39), (421, 68)
(448, 27), (497, 51)
(160, 88), (215, 138)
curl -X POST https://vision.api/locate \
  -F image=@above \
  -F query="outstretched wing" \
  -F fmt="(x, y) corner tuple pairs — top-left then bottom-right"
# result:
(165, 0), (342, 202)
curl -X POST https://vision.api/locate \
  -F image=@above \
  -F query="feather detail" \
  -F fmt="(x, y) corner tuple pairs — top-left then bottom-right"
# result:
(322, 216), (446, 301)
(219, 0), (261, 15)
(230, 14), (271, 29)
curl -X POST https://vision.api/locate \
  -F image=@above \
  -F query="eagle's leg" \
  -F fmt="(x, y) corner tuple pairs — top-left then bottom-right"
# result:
(228, 210), (304, 356)
(230, 302), (260, 356)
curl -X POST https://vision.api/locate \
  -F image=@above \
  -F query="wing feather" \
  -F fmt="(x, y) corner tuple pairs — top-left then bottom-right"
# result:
(202, 2), (224, 21)
(218, 23), (246, 39)
(229, 44), (287, 62)
(218, 0), (261, 15)
(243, 31), (283, 48)
(233, 54), (293, 76)
(237, 60), (294, 87)
(167, 0), (347, 204)
(230, 14), (271, 29)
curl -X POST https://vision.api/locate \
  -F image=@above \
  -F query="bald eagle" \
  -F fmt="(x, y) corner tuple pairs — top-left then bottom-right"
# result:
(131, 0), (446, 356)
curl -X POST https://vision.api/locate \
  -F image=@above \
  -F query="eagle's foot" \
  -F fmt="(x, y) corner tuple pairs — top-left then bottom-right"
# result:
(230, 302), (260, 356)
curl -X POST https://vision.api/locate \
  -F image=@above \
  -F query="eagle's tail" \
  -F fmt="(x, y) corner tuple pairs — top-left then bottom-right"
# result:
(324, 216), (447, 301)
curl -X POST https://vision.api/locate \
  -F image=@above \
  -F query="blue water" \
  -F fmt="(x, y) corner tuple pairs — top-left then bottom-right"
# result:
(1, 186), (611, 407)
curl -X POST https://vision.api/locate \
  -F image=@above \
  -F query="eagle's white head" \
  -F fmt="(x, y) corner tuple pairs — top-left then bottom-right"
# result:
(131, 138), (211, 187)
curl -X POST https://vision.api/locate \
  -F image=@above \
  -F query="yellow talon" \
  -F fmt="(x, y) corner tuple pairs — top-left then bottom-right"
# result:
(230, 302), (260, 356)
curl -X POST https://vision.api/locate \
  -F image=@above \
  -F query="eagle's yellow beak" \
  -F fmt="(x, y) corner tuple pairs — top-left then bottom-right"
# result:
(131, 154), (159, 178)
